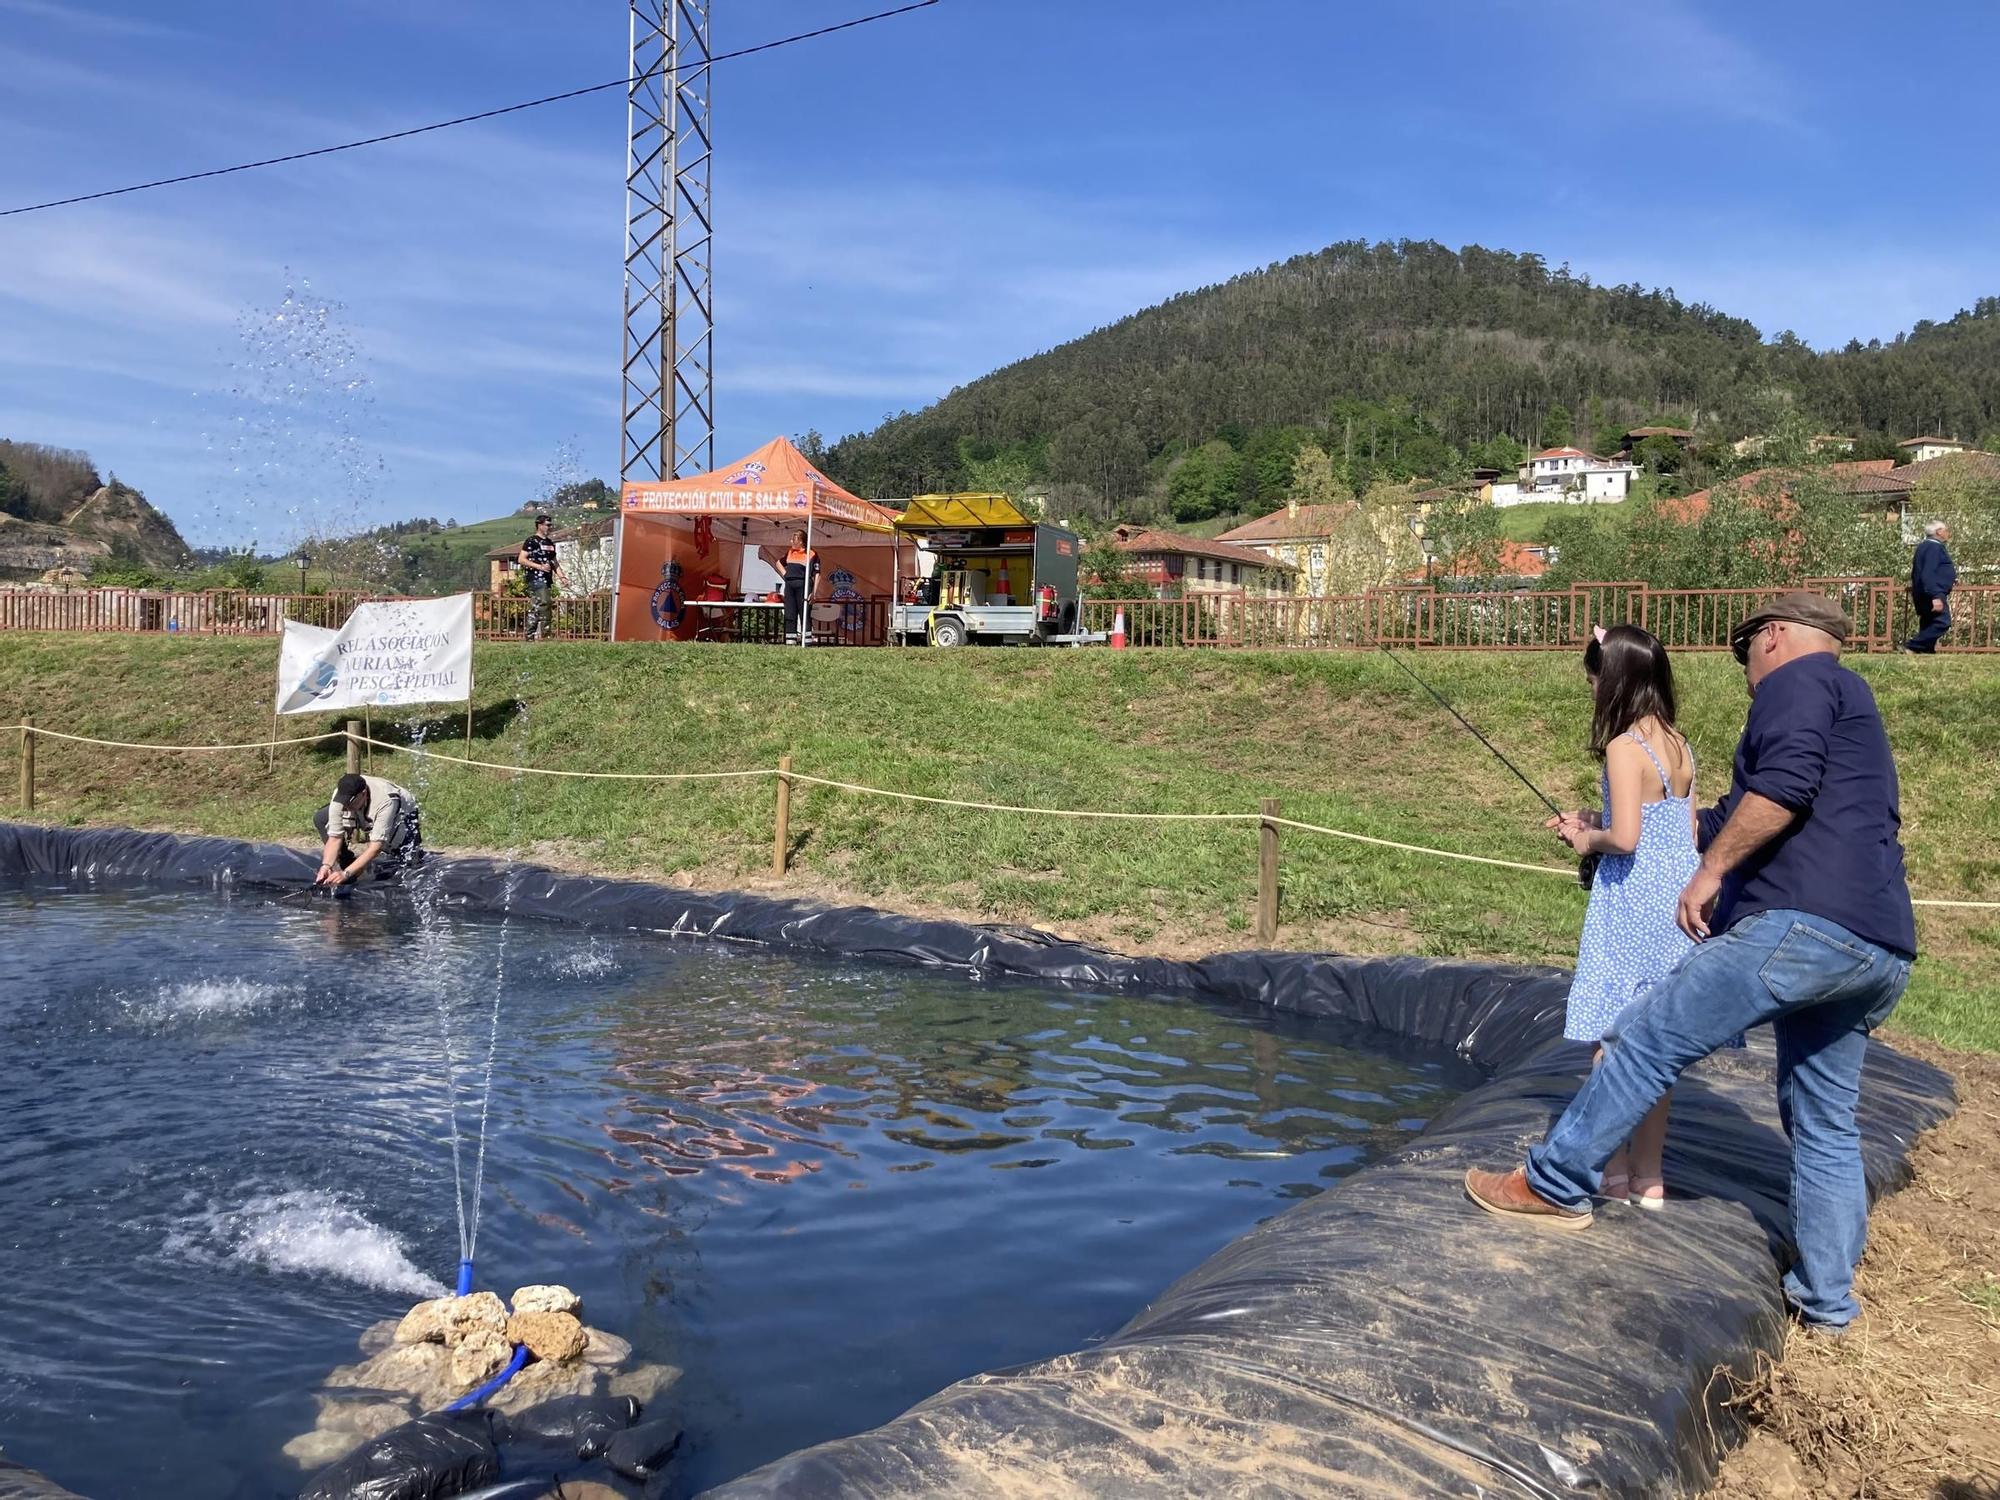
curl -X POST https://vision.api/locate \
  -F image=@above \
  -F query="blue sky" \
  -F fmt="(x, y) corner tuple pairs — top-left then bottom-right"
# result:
(3, 0), (1997, 548)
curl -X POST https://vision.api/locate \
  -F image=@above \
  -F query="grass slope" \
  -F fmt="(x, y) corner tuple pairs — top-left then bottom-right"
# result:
(1492, 497), (1629, 542)
(4, 638), (1996, 1050)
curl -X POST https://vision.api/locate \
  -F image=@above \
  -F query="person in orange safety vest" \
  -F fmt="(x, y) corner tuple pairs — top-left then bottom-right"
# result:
(782, 529), (819, 641)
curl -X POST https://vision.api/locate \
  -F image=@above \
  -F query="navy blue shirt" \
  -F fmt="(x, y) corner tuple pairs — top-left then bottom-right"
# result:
(1697, 653), (1916, 957)
(1911, 537), (1957, 599)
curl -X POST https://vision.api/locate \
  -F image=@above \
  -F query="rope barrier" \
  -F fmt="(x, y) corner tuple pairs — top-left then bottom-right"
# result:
(14, 726), (343, 752)
(349, 734), (775, 782)
(8, 722), (1997, 908)
(1263, 815), (1579, 878)
(782, 771), (1252, 823)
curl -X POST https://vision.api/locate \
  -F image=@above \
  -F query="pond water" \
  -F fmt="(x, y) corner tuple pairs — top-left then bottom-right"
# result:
(0, 881), (1474, 1498)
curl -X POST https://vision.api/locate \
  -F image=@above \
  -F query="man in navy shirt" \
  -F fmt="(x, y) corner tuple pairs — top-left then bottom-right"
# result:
(1466, 592), (1915, 1331)
(1903, 521), (1957, 654)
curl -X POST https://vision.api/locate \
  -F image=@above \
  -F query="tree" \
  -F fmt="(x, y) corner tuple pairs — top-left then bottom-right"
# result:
(1633, 435), (1685, 476)
(1423, 489), (1504, 581)
(1469, 434), (1527, 473)
(818, 238), (2000, 518)
(1541, 405), (1574, 449)
(0, 459), (29, 520)
(0, 440), (100, 523)
(1080, 535), (1134, 600)
(1287, 442), (1351, 509)
(956, 436), (1043, 501)
(1167, 441), (1243, 523)
(1317, 480), (1423, 594)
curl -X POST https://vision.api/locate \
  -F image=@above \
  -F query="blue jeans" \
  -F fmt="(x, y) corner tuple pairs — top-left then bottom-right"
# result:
(1525, 909), (1910, 1326)
(1906, 593), (1951, 652)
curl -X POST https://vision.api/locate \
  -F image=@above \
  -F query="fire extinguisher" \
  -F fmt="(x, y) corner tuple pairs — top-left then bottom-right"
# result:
(1036, 584), (1057, 622)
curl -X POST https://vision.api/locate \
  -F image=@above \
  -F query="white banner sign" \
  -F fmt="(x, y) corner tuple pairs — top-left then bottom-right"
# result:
(275, 594), (474, 715)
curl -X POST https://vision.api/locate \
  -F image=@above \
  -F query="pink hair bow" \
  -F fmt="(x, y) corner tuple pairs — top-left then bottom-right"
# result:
(1592, 625), (1608, 643)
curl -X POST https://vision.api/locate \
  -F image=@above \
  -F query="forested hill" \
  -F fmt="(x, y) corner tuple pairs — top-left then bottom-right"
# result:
(821, 240), (2000, 519)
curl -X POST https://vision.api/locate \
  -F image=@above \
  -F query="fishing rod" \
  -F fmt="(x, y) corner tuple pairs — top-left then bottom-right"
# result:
(1377, 645), (1564, 817)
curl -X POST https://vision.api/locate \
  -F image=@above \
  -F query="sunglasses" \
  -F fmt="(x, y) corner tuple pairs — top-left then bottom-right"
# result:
(1732, 621), (1773, 666)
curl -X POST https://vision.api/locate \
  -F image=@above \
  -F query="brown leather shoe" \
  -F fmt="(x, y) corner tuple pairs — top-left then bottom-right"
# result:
(1464, 1167), (1594, 1230)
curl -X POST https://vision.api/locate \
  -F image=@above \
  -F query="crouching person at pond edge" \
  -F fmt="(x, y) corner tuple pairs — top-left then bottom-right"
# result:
(1464, 592), (1916, 1333)
(314, 772), (424, 886)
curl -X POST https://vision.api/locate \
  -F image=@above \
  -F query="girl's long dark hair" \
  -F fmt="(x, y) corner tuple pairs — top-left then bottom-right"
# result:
(1583, 624), (1677, 759)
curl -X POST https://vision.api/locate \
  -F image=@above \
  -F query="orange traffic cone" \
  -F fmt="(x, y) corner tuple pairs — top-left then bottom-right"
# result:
(1110, 607), (1127, 649)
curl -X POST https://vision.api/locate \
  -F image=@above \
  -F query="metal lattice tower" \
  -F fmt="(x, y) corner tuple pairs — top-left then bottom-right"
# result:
(622, 0), (712, 483)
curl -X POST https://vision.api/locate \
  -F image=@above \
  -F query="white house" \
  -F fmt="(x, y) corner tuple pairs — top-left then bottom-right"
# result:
(1488, 448), (1636, 506)
(1899, 435), (1969, 463)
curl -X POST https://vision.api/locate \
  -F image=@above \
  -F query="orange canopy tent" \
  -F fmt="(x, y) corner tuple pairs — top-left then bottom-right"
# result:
(612, 436), (910, 643)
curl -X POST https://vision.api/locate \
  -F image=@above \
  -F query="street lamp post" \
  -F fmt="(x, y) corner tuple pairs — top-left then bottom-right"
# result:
(296, 553), (311, 594)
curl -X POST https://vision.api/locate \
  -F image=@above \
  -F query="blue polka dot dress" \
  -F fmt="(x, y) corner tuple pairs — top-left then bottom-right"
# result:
(1564, 733), (1708, 1044)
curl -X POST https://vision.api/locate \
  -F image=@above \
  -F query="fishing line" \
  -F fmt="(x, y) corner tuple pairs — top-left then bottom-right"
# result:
(1378, 645), (1563, 817)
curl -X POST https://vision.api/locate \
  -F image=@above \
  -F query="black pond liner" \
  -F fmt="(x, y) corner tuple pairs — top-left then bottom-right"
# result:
(0, 823), (1955, 1499)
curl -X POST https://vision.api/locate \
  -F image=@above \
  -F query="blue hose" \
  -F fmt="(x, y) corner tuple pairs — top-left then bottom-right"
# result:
(445, 1341), (530, 1412)
(440, 1257), (530, 1412)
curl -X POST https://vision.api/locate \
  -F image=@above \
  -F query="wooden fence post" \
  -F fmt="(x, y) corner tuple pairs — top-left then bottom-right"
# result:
(772, 755), (794, 876)
(345, 719), (362, 777)
(1257, 797), (1280, 945)
(19, 716), (34, 813)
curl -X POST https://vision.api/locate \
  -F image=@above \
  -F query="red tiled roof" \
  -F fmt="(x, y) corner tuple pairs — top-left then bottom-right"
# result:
(1493, 540), (1549, 578)
(1215, 503), (1354, 544)
(1111, 527), (1296, 570)
(1663, 453), (1994, 521)
(1898, 435), (1964, 448)
(1533, 447), (1594, 460)
(1898, 450), (2000, 482)
(1404, 539), (1547, 582)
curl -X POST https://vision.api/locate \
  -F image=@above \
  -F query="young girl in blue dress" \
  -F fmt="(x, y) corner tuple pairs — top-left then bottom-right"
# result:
(1548, 624), (1701, 1210)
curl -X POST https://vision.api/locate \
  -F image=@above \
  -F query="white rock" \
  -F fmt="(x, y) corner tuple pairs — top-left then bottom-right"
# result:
(393, 1297), (451, 1345)
(283, 1427), (363, 1469)
(510, 1283), (582, 1319)
(579, 1327), (632, 1367)
(486, 1354), (605, 1414)
(438, 1291), (509, 1348)
(357, 1318), (401, 1356)
(607, 1361), (681, 1405)
(451, 1329), (512, 1390)
(313, 1396), (416, 1438)
(328, 1341), (457, 1412)
(396, 1291), (510, 1347)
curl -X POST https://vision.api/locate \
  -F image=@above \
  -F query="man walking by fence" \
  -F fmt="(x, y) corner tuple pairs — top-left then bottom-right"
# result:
(1904, 521), (1957, 654)
(518, 514), (569, 641)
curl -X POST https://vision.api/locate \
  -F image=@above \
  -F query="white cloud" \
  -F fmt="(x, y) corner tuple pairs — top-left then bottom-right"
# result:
(1522, 0), (1806, 134)
(0, 0), (191, 39)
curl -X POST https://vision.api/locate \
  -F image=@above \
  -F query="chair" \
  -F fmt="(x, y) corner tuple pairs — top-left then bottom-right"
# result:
(808, 602), (849, 645)
(694, 576), (733, 641)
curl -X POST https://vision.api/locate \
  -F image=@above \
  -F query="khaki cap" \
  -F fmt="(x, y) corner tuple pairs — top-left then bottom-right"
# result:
(1730, 591), (1849, 660)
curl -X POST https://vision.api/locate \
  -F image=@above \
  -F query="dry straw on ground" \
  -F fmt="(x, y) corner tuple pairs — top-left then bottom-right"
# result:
(1708, 1037), (2000, 1499)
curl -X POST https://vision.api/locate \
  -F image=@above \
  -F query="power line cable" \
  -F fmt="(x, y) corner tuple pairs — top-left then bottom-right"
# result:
(0, 0), (941, 218)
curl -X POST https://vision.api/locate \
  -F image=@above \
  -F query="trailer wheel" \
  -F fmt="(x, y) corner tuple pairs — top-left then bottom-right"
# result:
(930, 616), (968, 648)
